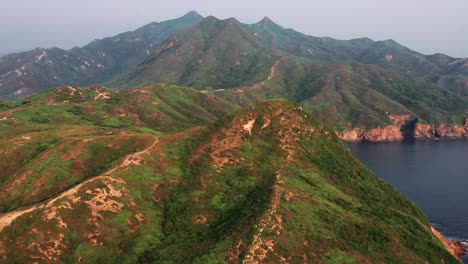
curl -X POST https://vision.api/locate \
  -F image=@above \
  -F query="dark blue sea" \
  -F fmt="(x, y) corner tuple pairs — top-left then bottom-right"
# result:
(348, 139), (468, 262)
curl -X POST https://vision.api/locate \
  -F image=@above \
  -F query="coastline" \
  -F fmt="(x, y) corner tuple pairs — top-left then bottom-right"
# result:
(339, 117), (468, 143)
(432, 227), (467, 260)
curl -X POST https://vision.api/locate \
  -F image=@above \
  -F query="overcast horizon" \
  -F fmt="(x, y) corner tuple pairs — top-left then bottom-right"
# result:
(1, 0), (468, 57)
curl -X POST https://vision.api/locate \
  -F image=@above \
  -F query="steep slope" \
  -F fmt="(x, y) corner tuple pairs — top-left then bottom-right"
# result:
(246, 17), (363, 62)
(211, 57), (468, 141)
(0, 100), (462, 263)
(246, 17), (468, 97)
(109, 15), (467, 141)
(109, 16), (281, 89)
(0, 11), (203, 99)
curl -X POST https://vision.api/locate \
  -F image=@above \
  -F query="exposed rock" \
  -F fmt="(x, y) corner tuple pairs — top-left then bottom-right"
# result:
(243, 119), (256, 135)
(414, 123), (435, 139)
(436, 122), (468, 138)
(338, 115), (468, 142)
(338, 128), (363, 142)
(339, 125), (404, 143)
(432, 227), (467, 259)
(389, 114), (413, 127)
(361, 126), (404, 142)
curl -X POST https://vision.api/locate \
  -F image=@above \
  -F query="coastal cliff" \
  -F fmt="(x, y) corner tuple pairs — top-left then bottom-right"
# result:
(339, 115), (468, 142)
(432, 227), (467, 259)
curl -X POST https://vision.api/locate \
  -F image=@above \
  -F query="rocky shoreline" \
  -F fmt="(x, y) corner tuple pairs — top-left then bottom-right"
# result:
(339, 115), (468, 143)
(431, 227), (467, 260)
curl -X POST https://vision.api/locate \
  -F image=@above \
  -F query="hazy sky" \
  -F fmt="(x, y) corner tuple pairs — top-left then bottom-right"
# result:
(1, 0), (468, 57)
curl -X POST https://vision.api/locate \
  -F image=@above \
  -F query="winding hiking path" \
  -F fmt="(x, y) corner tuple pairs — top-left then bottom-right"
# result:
(233, 59), (282, 93)
(0, 136), (159, 232)
(200, 59), (283, 94)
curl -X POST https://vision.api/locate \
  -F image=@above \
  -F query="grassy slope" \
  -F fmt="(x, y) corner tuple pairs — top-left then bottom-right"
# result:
(0, 84), (238, 212)
(0, 100), (459, 263)
(109, 16), (467, 131)
(109, 16), (281, 90)
(213, 57), (468, 130)
(0, 84), (238, 132)
(247, 17), (468, 97)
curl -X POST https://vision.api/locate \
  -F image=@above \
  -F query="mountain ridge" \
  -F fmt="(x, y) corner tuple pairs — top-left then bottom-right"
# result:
(109, 16), (281, 90)
(244, 16), (468, 96)
(0, 11), (467, 263)
(1, 13), (467, 142)
(0, 98), (462, 263)
(108, 15), (468, 142)
(0, 11), (204, 99)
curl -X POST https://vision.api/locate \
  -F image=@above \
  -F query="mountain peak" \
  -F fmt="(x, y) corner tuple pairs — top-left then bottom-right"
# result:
(225, 17), (241, 25)
(382, 39), (404, 47)
(256, 16), (281, 29)
(383, 39), (397, 44)
(199, 16), (242, 30)
(203, 15), (220, 22)
(226, 17), (238, 22)
(0, 87), (459, 263)
(183, 10), (203, 19)
(261, 16), (271, 23)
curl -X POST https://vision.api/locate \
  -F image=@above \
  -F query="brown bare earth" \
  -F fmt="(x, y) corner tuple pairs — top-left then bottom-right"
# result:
(432, 227), (467, 259)
(339, 116), (468, 142)
(0, 137), (158, 233)
(0, 98), (462, 263)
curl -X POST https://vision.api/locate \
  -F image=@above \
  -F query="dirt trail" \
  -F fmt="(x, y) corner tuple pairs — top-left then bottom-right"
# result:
(105, 137), (159, 175)
(243, 113), (297, 263)
(204, 59), (282, 95)
(0, 109), (17, 122)
(234, 59), (282, 93)
(243, 162), (286, 263)
(0, 137), (159, 232)
(264, 59), (281, 83)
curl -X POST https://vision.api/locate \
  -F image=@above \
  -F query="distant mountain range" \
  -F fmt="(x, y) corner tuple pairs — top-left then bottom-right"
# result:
(0, 11), (203, 99)
(0, 11), (467, 141)
(0, 12), (465, 263)
(109, 14), (468, 140)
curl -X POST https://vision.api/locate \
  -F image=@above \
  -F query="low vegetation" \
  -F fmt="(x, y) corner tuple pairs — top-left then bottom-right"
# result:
(0, 97), (459, 263)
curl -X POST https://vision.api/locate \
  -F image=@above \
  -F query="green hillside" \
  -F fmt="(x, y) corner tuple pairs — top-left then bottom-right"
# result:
(109, 16), (281, 89)
(211, 57), (468, 131)
(246, 17), (468, 100)
(109, 16), (467, 138)
(0, 99), (459, 263)
(0, 84), (237, 213)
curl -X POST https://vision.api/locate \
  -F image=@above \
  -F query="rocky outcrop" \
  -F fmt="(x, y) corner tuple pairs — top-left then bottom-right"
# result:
(338, 116), (468, 142)
(362, 126), (404, 142)
(432, 227), (467, 259)
(338, 126), (403, 142)
(338, 115), (413, 142)
(339, 128), (364, 142)
(435, 122), (468, 138)
(414, 123), (435, 139)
